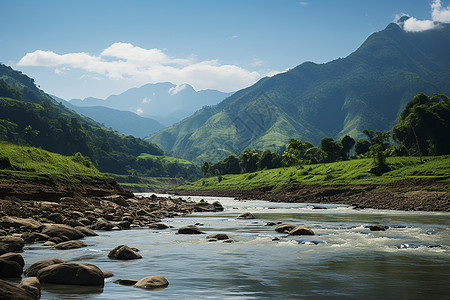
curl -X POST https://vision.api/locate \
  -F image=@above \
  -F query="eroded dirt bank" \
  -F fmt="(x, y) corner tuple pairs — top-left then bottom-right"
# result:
(172, 178), (450, 212)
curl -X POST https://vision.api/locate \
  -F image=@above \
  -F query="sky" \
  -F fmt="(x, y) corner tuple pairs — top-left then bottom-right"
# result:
(1, 0), (449, 100)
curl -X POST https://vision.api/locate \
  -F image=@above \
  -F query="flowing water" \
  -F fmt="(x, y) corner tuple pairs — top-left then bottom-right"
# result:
(18, 195), (450, 299)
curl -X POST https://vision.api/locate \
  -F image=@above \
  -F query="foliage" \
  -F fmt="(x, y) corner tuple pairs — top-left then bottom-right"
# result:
(392, 93), (450, 156)
(355, 139), (371, 156)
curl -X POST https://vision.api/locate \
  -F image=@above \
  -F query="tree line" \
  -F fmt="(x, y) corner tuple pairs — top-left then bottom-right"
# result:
(201, 93), (450, 177)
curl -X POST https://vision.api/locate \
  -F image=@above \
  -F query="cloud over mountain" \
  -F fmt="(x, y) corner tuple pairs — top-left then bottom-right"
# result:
(17, 42), (264, 93)
(397, 0), (450, 32)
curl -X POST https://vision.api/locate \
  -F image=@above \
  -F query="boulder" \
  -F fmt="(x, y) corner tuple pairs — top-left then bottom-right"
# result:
(134, 276), (169, 290)
(369, 224), (387, 231)
(0, 257), (23, 278)
(237, 212), (255, 219)
(74, 226), (98, 236)
(104, 195), (129, 207)
(275, 224), (296, 233)
(113, 279), (138, 286)
(24, 258), (66, 277)
(0, 216), (43, 231)
(0, 252), (24, 268)
(102, 270), (114, 278)
(148, 223), (171, 230)
(212, 201), (224, 211)
(91, 219), (113, 231)
(37, 262), (104, 286)
(288, 225), (315, 236)
(108, 245), (142, 260)
(54, 240), (87, 250)
(206, 233), (229, 240)
(41, 224), (85, 240)
(0, 279), (38, 300)
(178, 225), (204, 234)
(18, 277), (40, 299)
(21, 232), (50, 243)
(0, 236), (25, 255)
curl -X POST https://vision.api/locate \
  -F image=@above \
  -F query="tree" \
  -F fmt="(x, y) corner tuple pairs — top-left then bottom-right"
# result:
(362, 129), (391, 147)
(240, 149), (259, 173)
(223, 155), (241, 174)
(355, 139), (371, 156)
(320, 137), (343, 162)
(340, 135), (355, 159)
(201, 161), (211, 177)
(393, 93), (450, 157)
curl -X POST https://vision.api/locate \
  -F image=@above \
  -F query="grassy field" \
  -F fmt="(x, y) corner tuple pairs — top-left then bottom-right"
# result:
(180, 156), (450, 191)
(137, 153), (195, 165)
(0, 141), (104, 181)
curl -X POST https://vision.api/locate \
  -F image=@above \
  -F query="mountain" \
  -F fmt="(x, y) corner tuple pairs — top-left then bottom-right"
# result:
(147, 22), (450, 163)
(54, 96), (164, 138)
(69, 82), (232, 126)
(0, 63), (163, 174)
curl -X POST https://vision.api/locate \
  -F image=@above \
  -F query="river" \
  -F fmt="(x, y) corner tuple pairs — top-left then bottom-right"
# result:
(19, 194), (450, 299)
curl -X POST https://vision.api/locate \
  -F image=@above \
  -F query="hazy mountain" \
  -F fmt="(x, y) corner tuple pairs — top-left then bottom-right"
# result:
(147, 22), (450, 162)
(54, 96), (164, 138)
(69, 83), (232, 126)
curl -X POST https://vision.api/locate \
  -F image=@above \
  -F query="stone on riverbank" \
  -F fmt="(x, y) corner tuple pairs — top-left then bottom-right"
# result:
(206, 233), (229, 240)
(36, 262), (104, 286)
(24, 258), (66, 277)
(19, 277), (40, 299)
(148, 223), (171, 229)
(41, 224), (85, 240)
(0, 216), (43, 231)
(0, 253), (24, 278)
(134, 275), (169, 290)
(108, 245), (142, 260)
(0, 279), (39, 300)
(0, 236), (25, 255)
(178, 225), (204, 234)
(237, 212), (256, 219)
(288, 225), (315, 236)
(54, 240), (87, 250)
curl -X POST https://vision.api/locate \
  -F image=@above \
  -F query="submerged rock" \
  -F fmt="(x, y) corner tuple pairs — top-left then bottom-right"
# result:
(113, 279), (138, 286)
(36, 262), (104, 286)
(108, 245), (142, 260)
(206, 233), (229, 240)
(369, 224), (387, 231)
(237, 212), (255, 219)
(134, 275), (169, 290)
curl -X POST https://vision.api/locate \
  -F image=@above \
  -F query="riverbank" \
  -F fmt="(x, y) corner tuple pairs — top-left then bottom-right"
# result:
(173, 178), (450, 212)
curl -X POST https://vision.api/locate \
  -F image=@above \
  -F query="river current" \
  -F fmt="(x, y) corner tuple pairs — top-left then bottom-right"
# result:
(19, 194), (450, 299)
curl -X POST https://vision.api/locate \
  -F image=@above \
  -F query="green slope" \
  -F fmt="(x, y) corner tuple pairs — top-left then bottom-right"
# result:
(181, 156), (450, 191)
(148, 23), (450, 162)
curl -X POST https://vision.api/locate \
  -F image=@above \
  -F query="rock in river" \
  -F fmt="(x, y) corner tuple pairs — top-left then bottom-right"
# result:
(24, 258), (66, 277)
(237, 212), (256, 219)
(0, 236), (25, 255)
(134, 275), (169, 290)
(178, 225), (204, 234)
(36, 262), (104, 286)
(275, 223), (296, 233)
(108, 245), (142, 260)
(0, 253), (24, 278)
(0, 278), (39, 300)
(41, 224), (85, 240)
(54, 240), (87, 250)
(288, 225), (315, 236)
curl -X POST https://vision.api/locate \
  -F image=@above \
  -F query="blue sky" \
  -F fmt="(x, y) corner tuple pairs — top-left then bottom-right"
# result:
(0, 0), (445, 100)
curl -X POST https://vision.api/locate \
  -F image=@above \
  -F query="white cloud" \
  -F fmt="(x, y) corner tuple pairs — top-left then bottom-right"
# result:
(398, 0), (450, 32)
(168, 84), (187, 96)
(403, 17), (435, 32)
(17, 42), (262, 93)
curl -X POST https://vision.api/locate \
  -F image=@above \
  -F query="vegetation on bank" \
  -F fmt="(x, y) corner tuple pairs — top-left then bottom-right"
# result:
(181, 155), (450, 191)
(0, 141), (104, 181)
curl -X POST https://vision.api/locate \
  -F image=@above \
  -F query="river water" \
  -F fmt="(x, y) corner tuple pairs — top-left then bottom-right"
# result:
(19, 195), (450, 299)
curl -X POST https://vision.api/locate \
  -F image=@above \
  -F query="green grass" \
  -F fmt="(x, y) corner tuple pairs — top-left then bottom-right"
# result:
(0, 141), (104, 181)
(137, 153), (195, 166)
(180, 156), (450, 191)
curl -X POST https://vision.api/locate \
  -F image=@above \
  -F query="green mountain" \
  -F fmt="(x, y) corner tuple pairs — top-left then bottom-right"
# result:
(147, 23), (450, 162)
(0, 63), (163, 174)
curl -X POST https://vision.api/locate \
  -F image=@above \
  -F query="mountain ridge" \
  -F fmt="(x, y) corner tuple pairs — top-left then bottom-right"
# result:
(147, 23), (450, 162)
